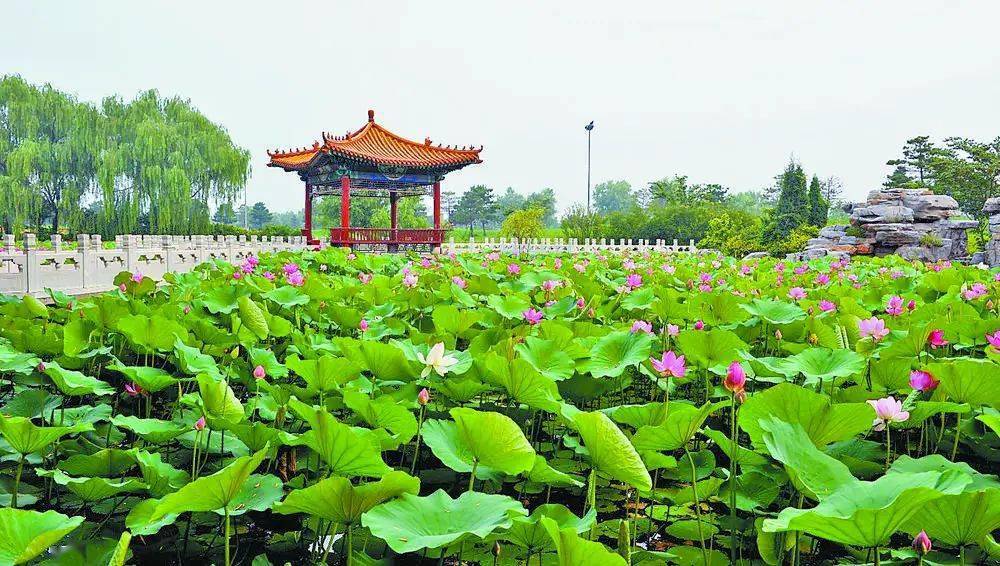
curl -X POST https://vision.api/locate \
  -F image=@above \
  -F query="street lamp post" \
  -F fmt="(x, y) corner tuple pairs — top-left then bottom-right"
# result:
(585, 120), (594, 213)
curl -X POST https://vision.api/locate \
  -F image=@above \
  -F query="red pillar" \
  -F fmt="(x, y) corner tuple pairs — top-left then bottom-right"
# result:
(340, 175), (351, 245)
(433, 181), (441, 232)
(303, 183), (313, 242)
(390, 191), (399, 239)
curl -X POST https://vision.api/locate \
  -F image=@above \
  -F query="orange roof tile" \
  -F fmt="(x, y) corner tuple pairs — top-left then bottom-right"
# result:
(267, 110), (482, 172)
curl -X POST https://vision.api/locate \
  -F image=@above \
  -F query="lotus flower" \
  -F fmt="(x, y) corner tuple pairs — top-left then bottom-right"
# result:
(359, 319), (369, 333)
(661, 263), (676, 274)
(358, 272), (373, 284)
(885, 295), (904, 316)
(694, 320), (704, 330)
(417, 388), (431, 406)
(553, 258), (562, 269)
(124, 382), (143, 397)
(630, 320), (653, 334)
(263, 271), (275, 281)
(194, 416), (206, 431)
(183, 305), (191, 314)
(576, 297), (586, 309)
(912, 531), (932, 555)
(36, 361), (46, 373)
(232, 271), (243, 280)
(987, 330), (1000, 352)
(787, 287), (806, 300)
(451, 276), (467, 289)
(909, 370), (938, 392)
(774, 329), (782, 341)
(665, 324), (680, 337)
(541, 279), (560, 292)
(815, 273), (830, 285)
(283, 263), (300, 275)
(858, 317), (890, 342)
(625, 273), (643, 289)
(420, 257), (432, 269)
(253, 365), (266, 380)
(962, 282), (988, 300)
(523, 308), (544, 325)
(418, 343), (458, 377)
(286, 271), (305, 286)
(867, 396), (909, 431)
(725, 361), (747, 401)
(507, 263), (521, 275)
(650, 351), (686, 378)
(402, 273), (418, 288)
(574, 263), (586, 273)
(131, 271), (143, 283)
(118, 283), (127, 292)
(927, 329), (947, 348)
(818, 300), (836, 312)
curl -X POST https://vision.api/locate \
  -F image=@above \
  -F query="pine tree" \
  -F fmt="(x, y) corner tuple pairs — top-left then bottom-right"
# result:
(807, 175), (828, 227)
(764, 160), (809, 240)
(248, 202), (272, 229)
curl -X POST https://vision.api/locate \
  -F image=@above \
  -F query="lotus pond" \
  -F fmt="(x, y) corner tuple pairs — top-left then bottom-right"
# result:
(0, 249), (999, 565)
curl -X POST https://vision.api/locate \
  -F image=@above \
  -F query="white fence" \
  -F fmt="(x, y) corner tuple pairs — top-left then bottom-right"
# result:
(445, 237), (699, 255)
(0, 233), (310, 298)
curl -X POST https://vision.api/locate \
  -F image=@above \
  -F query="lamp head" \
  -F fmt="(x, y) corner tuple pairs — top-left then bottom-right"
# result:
(585, 121), (594, 131)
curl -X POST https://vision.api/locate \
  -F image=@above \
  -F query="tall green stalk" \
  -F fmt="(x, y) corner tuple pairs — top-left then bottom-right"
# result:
(223, 507), (231, 566)
(10, 456), (24, 508)
(729, 394), (739, 564)
(410, 404), (426, 474)
(683, 448), (709, 565)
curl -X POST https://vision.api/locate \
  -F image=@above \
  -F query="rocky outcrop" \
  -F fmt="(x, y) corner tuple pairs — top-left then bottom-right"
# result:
(985, 197), (1000, 266)
(792, 188), (976, 262)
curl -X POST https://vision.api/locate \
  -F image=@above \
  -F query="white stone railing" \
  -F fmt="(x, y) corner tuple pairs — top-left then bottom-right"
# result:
(444, 237), (699, 255)
(0, 233), (310, 297)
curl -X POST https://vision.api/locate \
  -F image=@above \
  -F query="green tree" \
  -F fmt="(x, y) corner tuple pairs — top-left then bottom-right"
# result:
(807, 175), (828, 227)
(525, 188), (557, 226)
(886, 135), (935, 186)
(248, 202), (272, 229)
(763, 159), (809, 241)
(928, 136), (1000, 219)
(499, 207), (545, 240)
(883, 164), (912, 188)
(450, 185), (498, 236)
(213, 202), (237, 224)
(560, 203), (605, 240)
(496, 187), (526, 217)
(593, 180), (635, 214)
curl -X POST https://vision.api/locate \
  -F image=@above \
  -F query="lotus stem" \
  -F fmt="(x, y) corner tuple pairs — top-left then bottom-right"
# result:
(872, 546), (879, 566)
(586, 468), (597, 539)
(468, 459), (479, 493)
(10, 455), (24, 508)
(223, 507), (231, 566)
(729, 393), (739, 564)
(346, 525), (354, 566)
(950, 413), (962, 461)
(683, 447), (709, 565)
(885, 428), (891, 471)
(410, 404), (426, 474)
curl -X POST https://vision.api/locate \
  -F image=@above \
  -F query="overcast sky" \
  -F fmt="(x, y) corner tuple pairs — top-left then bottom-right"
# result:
(5, 1), (1000, 213)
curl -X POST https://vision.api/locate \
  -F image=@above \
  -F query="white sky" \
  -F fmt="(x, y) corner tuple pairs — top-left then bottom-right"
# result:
(5, 1), (1000, 214)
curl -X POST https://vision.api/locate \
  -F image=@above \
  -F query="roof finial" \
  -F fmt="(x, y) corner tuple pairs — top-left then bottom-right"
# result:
(368, 109), (375, 122)
(425, 137), (432, 146)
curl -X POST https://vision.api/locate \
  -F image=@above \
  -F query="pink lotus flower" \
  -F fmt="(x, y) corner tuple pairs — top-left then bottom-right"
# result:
(486, 252), (500, 262)
(694, 320), (704, 330)
(553, 258), (562, 269)
(927, 329), (947, 348)
(907, 299), (916, 311)
(420, 257), (433, 269)
(740, 264), (752, 276)
(417, 388), (431, 406)
(576, 297), (586, 309)
(402, 273), (418, 288)
(661, 264), (676, 274)
(623, 259), (636, 270)
(666, 324), (680, 337)
(118, 283), (127, 292)
(359, 319), (369, 333)
(774, 329), (783, 341)
(698, 283), (712, 292)
(650, 351), (686, 378)
(630, 320), (653, 334)
(909, 370), (938, 392)
(262, 271), (275, 281)
(699, 273), (712, 284)
(37, 361), (46, 373)
(183, 305), (191, 315)
(523, 308), (544, 325)
(913, 531), (932, 555)
(507, 263), (521, 275)
(347, 253), (356, 261)
(124, 382), (144, 397)
(625, 273), (643, 289)
(451, 276), (467, 289)
(858, 317), (890, 342)
(867, 396), (909, 431)
(774, 262), (786, 273)
(358, 272), (372, 284)
(815, 273), (830, 285)
(541, 280), (560, 292)
(986, 330), (1000, 352)
(232, 271), (243, 280)
(194, 416), (206, 431)
(793, 265), (808, 276)
(241, 262), (255, 273)
(131, 271), (143, 283)
(818, 300), (836, 312)
(286, 271), (305, 286)
(788, 287), (806, 300)
(725, 361), (747, 402)
(253, 365), (266, 380)
(283, 263), (300, 275)
(885, 295), (904, 316)
(246, 255), (259, 268)
(963, 282), (988, 300)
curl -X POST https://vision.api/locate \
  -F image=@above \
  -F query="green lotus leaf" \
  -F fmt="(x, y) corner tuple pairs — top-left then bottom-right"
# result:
(631, 401), (719, 453)
(604, 402), (669, 429)
(515, 336), (576, 382)
(111, 415), (188, 443)
(361, 490), (526, 553)
(285, 354), (361, 394)
(124, 499), (179, 536)
(0, 342), (40, 375)
(675, 328), (747, 370)
(43, 361), (114, 397)
(41, 534), (129, 566)
(980, 414), (1000, 438)
(896, 401), (971, 429)
(891, 455), (1000, 547)
(573, 411), (652, 491)
(197, 373), (245, 426)
(526, 455), (583, 488)
(487, 294), (532, 320)
(579, 330), (653, 378)
(419, 419), (504, 481)
(781, 347), (866, 385)
(450, 407), (536, 476)
(1, 389), (60, 419)
(435, 376), (492, 403)
(37, 469), (146, 501)
(287, 399), (390, 477)
(928, 358), (1000, 407)
(740, 383), (873, 447)
(142, 447), (268, 523)
(757, 417), (855, 500)
(762, 469), (970, 547)
(432, 304), (483, 336)
(0, 508), (84, 565)
(132, 449), (190, 497)
(539, 516), (627, 566)
(228, 422), (285, 453)
(0, 416), (93, 455)
(739, 298), (807, 325)
(214, 473), (283, 517)
(274, 470), (419, 524)
(342, 389), (418, 446)
(173, 338), (221, 378)
(237, 296), (270, 339)
(44, 404), (111, 427)
(500, 504), (596, 552)
(263, 285), (310, 308)
(107, 358), (179, 393)
(335, 339), (417, 382)
(480, 355), (562, 412)
(248, 347), (288, 378)
(116, 314), (189, 352)
(61, 317), (96, 357)
(57, 448), (136, 477)
(21, 295), (49, 319)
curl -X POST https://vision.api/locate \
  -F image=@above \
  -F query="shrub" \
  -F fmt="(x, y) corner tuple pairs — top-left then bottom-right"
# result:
(919, 233), (944, 247)
(699, 209), (765, 256)
(560, 204), (606, 241)
(767, 224), (819, 256)
(500, 207), (545, 240)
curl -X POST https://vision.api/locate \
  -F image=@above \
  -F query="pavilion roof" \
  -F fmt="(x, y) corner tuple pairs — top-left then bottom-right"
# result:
(267, 110), (482, 172)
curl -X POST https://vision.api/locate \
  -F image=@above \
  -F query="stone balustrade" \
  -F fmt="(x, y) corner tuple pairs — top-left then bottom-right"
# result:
(0, 233), (310, 297)
(445, 237), (699, 255)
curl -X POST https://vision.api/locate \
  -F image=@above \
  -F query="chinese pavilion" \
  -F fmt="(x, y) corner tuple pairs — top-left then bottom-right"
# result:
(267, 110), (482, 251)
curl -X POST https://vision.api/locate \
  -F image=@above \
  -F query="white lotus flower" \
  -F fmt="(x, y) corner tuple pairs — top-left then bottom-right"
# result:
(417, 342), (458, 377)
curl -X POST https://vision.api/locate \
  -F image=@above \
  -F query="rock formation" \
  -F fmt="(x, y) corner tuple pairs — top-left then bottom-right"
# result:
(984, 197), (1000, 266)
(793, 188), (977, 262)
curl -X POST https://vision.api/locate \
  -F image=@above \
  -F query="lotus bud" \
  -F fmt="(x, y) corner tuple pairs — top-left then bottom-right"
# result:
(183, 305), (191, 315)
(118, 283), (127, 292)
(253, 365), (266, 380)
(194, 416), (206, 431)
(774, 329), (782, 341)
(492, 542), (501, 558)
(417, 388), (431, 406)
(37, 361), (46, 373)
(359, 319), (369, 332)
(912, 530), (931, 555)
(694, 320), (704, 330)
(988, 300), (995, 310)
(66, 301), (73, 310)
